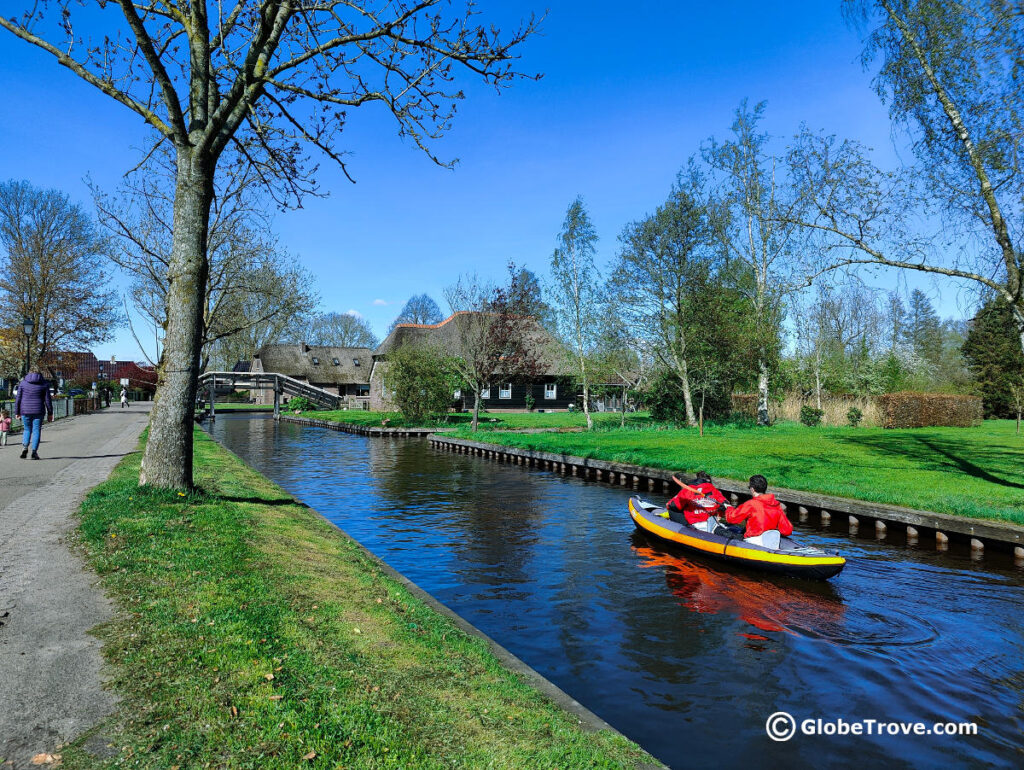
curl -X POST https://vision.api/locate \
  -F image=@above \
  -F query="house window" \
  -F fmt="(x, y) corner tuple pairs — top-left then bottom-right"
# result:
(453, 389), (462, 400)
(311, 357), (320, 365)
(480, 386), (491, 400)
(499, 383), (512, 399)
(332, 357), (340, 366)
(357, 385), (369, 397)
(353, 358), (361, 366)
(545, 382), (557, 400)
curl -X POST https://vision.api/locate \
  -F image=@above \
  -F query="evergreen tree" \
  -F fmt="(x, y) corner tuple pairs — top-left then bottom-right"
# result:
(962, 297), (1024, 417)
(904, 289), (943, 366)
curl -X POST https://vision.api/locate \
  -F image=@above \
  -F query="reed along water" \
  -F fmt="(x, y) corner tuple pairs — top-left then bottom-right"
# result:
(208, 415), (1024, 769)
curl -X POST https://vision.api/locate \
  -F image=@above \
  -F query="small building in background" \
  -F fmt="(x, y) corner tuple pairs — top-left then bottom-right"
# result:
(250, 344), (373, 406)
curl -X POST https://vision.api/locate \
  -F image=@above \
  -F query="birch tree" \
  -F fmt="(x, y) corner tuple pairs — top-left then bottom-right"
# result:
(789, 1), (1023, 361)
(550, 197), (601, 430)
(703, 101), (811, 425)
(0, 2), (538, 488)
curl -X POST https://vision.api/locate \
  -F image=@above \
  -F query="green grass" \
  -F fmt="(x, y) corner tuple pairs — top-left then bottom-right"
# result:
(309, 409), (653, 431)
(207, 403), (275, 411)
(66, 429), (654, 769)
(451, 420), (1024, 526)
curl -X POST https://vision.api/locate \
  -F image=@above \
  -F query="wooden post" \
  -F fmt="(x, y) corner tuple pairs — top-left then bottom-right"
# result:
(820, 510), (831, 526)
(848, 515), (859, 533)
(875, 520), (887, 539)
(209, 377), (216, 420)
(970, 538), (984, 556)
(633, 475), (641, 488)
(798, 506), (809, 523)
(906, 525), (918, 544)
(1014, 546), (1024, 563)
(936, 531), (949, 551)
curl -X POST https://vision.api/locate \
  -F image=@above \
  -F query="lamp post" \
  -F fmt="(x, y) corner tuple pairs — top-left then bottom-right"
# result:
(22, 317), (34, 377)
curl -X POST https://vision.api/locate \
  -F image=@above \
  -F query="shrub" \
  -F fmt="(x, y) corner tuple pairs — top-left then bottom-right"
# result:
(387, 344), (459, 422)
(876, 392), (983, 428)
(730, 393), (758, 417)
(800, 405), (825, 427)
(524, 393), (535, 412)
(288, 396), (318, 412)
(846, 406), (864, 427)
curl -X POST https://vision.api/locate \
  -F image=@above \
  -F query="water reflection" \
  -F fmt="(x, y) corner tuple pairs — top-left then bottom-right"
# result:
(208, 416), (1024, 769)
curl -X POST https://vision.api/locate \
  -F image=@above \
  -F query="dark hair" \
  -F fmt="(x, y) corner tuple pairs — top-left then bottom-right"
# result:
(749, 474), (768, 494)
(693, 470), (711, 484)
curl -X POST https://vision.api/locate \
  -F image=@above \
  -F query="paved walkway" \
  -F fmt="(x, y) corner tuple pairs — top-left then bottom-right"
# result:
(0, 403), (151, 768)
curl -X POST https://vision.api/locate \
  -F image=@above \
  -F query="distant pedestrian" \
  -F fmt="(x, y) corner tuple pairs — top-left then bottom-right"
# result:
(0, 410), (10, 446)
(120, 387), (129, 408)
(15, 370), (53, 460)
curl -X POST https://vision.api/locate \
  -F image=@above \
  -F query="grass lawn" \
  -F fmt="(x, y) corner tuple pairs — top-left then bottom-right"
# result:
(307, 408), (653, 431)
(207, 403), (275, 411)
(451, 420), (1024, 526)
(67, 429), (654, 768)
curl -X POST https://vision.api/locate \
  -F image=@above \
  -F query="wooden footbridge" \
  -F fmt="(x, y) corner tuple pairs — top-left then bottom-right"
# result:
(197, 371), (344, 417)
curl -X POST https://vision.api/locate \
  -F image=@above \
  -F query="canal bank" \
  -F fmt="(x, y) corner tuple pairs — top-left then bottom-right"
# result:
(65, 426), (658, 768)
(428, 435), (1024, 564)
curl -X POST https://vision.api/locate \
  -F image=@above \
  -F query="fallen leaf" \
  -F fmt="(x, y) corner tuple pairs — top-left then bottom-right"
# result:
(268, 695), (283, 701)
(230, 706), (238, 718)
(30, 754), (60, 766)
(353, 627), (361, 634)
(264, 673), (275, 681)
(303, 751), (316, 760)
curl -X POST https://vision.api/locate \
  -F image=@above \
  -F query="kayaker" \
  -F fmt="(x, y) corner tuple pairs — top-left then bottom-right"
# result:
(726, 475), (793, 548)
(665, 471), (731, 533)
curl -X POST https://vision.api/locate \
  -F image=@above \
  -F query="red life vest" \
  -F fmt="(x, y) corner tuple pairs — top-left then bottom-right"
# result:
(667, 482), (728, 524)
(726, 494), (793, 538)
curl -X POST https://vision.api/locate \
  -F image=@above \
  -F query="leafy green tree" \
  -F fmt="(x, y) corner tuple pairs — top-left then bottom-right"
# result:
(962, 296), (1024, 417)
(550, 197), (601, 430)
(387, 345), (459, 423)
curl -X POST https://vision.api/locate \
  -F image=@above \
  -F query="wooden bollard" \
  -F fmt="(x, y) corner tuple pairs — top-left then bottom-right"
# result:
(906, 525), (918, 545)
(620, 473), (629, 486)
(663, 479), (671, 493)
(798, 506), (809, 523)
(730, 493), (738, 505)
(820, 510), (831, 526)
(936, 531), (949, 551)
(571, 465), (578, 476)
(875, 520), (887, 539)
(633, 475), (641, 488)
(849, 515), (859, 533)
(970, 538), (984, 556)
(1014, 546), (1024, 563)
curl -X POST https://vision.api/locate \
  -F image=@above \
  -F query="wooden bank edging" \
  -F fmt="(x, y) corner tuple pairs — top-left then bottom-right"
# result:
(429, 435), (1024, 561)
(278, 414), (448, 437)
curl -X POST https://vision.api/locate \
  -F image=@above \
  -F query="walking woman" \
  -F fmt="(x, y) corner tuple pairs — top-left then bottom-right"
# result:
(14, 369), (53, 460)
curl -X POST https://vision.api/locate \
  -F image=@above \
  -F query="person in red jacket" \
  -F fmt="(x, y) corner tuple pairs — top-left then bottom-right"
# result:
(726, 474), (793, 547)
(665, 471), (731, 532)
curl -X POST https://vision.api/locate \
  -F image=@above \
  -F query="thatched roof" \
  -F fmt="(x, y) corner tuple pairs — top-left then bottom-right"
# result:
(374, 312), (572, 375)
(254, 344), (374, 384)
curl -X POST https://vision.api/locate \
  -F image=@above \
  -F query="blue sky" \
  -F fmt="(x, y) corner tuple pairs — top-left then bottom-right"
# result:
(0, 1), (967, 361)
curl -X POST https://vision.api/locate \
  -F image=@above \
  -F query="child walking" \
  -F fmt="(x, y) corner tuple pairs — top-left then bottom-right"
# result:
(0, 410), (10, 446)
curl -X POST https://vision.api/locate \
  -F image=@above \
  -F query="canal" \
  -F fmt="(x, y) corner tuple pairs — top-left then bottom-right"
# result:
(208, 415), (1024, 768)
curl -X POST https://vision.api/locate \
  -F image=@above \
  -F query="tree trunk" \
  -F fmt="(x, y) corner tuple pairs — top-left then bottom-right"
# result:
(620, 384), (626, 428)
(814, 355), (822, 411)
(582, 381), (593, 431)
(680, 359), (697, 427)
(471, 389), (480, 431)
(139, 153), (213, 489)
(757, 359), (770, 426)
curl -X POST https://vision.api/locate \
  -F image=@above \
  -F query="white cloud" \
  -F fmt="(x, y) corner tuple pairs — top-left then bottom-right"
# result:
(372, 298), (388, 306)
(345, 309), (363, 318)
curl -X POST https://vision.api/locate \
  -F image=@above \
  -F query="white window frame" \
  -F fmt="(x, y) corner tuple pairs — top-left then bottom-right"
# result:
(480, 386), (491, 400)
(499, 383), (512, 399)
(544, 382), (557, 400)
(453, 388), (462, 400)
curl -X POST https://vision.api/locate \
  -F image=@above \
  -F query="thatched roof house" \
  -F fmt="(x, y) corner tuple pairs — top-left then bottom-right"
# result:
(251, 343), (374, 398)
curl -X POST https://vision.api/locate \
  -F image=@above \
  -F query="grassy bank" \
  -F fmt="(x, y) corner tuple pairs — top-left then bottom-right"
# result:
(451, 420), (1024, 526)
(306, 409), (652, 431)
(68, 429), (654, 768)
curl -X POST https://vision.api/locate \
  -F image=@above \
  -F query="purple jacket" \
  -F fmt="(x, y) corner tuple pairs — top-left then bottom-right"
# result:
(15, 372), (53, 416)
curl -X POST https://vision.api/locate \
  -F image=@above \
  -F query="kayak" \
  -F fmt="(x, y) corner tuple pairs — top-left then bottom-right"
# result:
(628, 497), (846, 580)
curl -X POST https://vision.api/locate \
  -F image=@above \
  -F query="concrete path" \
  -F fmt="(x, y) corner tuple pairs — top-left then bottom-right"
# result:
(0, 403), (151, 768)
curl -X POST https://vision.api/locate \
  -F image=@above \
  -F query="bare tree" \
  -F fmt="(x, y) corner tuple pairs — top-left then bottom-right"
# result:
(703, 101), (813, 425)
(0, 180), (121, 373)
(550, 197), (601, 430)
(306, 312), (378, 347)
(443, 267), (544, 430)
(789, 1), (1024, 361)
(0, 2), (538, 487)
(388, 294), (444, 331)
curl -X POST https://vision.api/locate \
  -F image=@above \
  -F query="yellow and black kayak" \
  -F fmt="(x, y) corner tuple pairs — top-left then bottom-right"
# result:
(628, 497), (846, 580)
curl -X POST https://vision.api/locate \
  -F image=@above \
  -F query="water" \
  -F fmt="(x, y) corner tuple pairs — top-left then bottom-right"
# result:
(208, 415), (1024, 768)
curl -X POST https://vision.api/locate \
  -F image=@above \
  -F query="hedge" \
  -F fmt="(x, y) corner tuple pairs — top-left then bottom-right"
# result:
(730, 393), (758, 416)
(876, 391), (983, 428)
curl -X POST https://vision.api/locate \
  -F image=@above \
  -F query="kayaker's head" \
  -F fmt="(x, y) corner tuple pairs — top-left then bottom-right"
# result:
(693, 470), (711, 485)
(748, 474), (768, 496)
